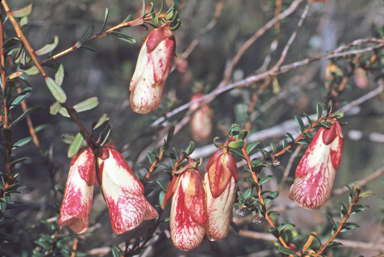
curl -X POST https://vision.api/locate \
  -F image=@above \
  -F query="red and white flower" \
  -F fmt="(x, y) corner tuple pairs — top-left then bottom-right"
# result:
(204, 146), (238, 241)
(98, 147), (158, 234)
(190, 93), (213, 142)
(165, 162), (207, 251)
(289, 122), (344, 209)
(58, 147), (96, 234)
(129, 25), (176, 114)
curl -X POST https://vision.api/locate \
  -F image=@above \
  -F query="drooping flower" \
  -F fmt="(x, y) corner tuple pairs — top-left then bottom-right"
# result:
(204, 145), (238, 241)
(289, 122), (344, 209)
(189, 93), (213, 142)
(165, 162), (207, 251)
(58, 147), (96, 234)
(129, 25), (176, 114)
(98, 147), (158, 234)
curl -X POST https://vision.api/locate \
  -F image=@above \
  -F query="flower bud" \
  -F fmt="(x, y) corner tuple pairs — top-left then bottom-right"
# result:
(58, 147), (96, 234)
(169, 165), (207, 251)
(204, 148), (238, 240)
(289, 123), (343, 209)
(98, 147), (157, 234)
(129, 25), (176, 114)
(189, 93), (213, 141)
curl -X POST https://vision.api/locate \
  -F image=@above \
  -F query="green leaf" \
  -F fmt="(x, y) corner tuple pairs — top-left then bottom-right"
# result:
(10, 157), (29, 168)
(156, 179), (167, 192)
(147, 152), (156, 164)
(277, 246), (299, 257)
(297, 139), (308, 145)
(11, 87), (32, 106)
(285, 132), (294, 140)
(228, 140), (244, 149)
(123, 14), (133, 23)
(110, 31), (136, 44)
(20, 16), (28, 29)
(282, 138), (289, 149)
(278, 222), (295, 232)
(316, 103), (323, 119)
(10, 4), (33, 18)
(264, 191), (279, 205)
(165, 126), (175, 148)
(158, 191), (165, 206)
(324, 213), (337, 231)
(62, 133), (75, 145)
(323, 241), (342, 251)
(294, 115), (305, 133)
(238, 130), (248, 141)
(58, 107), (70, 118)
(319, 121), (330, 129)
(267, 210), (280, 217)
(50, 101), (61, 115)
(359, 190), (375, 199)
(81, 45), (102, 56)
(141, 0), (146, 16)
(270, 143), (277, 154)
(45, 77), (66, 103)
(340, 222), (360, 232)
(100, 8), (109, 34)
(310, 232), (323, 247)
(351, 204), (368, 214)
(303, 113), (313, 126)
(74, 25), (94, 49)
(243, 189), (251, 200)
(73, 97), (99, 112)
(338, 201), (348, 219)
(12, 137), (32, 149)
(67, 133), (84, 158)
(170, 153), (177, 168)
(19, 66), (38, 75)
(237, 191), (245, 202)
(55, 64), (64, 87)
(185, 141), (195, 155)
(111, 244), (122, 257)
(35, 36), (59, 56)
(246, 141), (260, 154)
(259, 175), (274, 185)
(10, 107), (39, 128)
(93, 114), (109, 130)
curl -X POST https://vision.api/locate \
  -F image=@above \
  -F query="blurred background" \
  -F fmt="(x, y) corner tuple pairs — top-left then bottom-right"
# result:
(2, 0), (384, 256)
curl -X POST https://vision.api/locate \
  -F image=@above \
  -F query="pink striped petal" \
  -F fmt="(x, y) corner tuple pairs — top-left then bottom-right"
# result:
(205, 174), (236, 241)
(58, 149), (95, 234)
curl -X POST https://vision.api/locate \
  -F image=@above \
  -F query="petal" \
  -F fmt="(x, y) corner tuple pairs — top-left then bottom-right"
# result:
(102, 169), (157, 234)
(183, 169), (207, 225)
(170, 174), (205, 251)
(77, 148), (96, 186)
(58, 158), (94, 234)
(100, 148), (144, 195)
(205, 174), (236, 241)
(207, 151), (233, 198)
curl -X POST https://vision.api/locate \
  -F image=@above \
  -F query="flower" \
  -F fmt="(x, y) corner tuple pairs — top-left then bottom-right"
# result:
(189, 93), (213, 141)
(204, 147), (238, 241)
(289, 122), (344, 209)
(129, 25), (176, 114)
(98, 147), (158, 234)
(58, 147), (96, 234)
(166, 162), (207, 251)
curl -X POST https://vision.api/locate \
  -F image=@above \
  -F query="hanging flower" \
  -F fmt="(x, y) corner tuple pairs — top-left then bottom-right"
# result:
(129, 25), (176, 114)
(204, 144), (238, 241)
(98, 147), (158, 234)
(58, 147), (96, 234)
(165, 161), (207, 251)
(190, 93), (213, 141)
(289, 122), (344, 209)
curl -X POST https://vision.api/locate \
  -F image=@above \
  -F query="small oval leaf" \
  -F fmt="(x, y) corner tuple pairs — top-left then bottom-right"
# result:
(35, 36), (59, 56)
(45, 77), (66, 103)
(67, 133), (84, 158)
(73, 97), (99, 113)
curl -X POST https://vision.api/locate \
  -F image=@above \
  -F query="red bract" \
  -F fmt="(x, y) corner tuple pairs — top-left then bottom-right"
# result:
(189, 93), (213, 141)
(98, 147), (158, 234)
(289, 123), (344, 209)
(204, 148), (238, 240)
(58, 147), (95, 234)
(168, 165), (207, 251)
(129, 25), (176, 114)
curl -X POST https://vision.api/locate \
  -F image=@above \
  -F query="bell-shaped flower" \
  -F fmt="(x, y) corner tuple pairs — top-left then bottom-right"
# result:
(204, 147), (238, 240)
(165, 163), (207, 251)
(129, 25), (176, 114)
(189, 93), (213, 141)
(289, 122), (344, 209)
(58, 147), (96, 234)
(98, 147), (157, 234)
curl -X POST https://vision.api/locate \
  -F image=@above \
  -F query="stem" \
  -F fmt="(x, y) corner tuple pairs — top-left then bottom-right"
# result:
(241, 147), (290, 250)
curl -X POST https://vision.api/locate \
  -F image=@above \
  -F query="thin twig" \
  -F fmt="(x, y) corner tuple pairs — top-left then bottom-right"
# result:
(180, 0), (224, 60)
